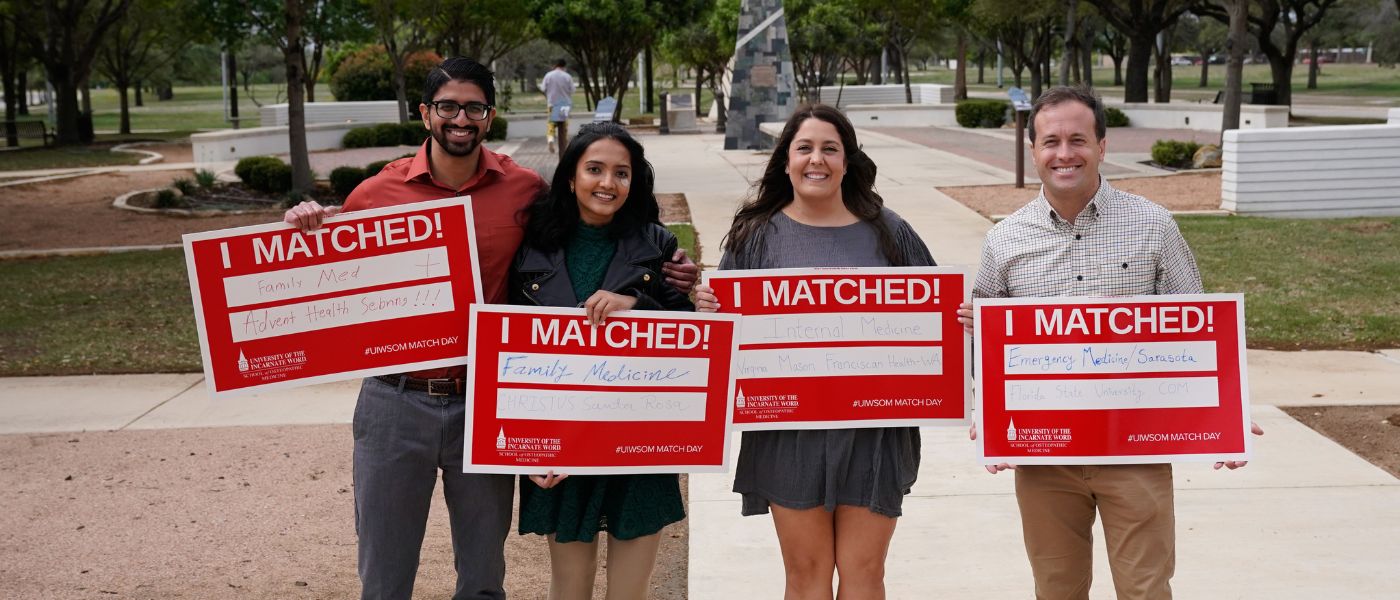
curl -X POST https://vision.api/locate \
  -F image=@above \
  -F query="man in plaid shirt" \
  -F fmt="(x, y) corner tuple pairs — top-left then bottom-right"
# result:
(956, 85), (1261, 600)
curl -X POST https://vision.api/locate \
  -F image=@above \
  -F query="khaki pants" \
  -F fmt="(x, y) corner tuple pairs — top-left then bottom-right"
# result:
(1015, 464), (1175, 600)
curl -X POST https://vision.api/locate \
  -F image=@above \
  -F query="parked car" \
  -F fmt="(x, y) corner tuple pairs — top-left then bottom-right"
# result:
(1302, 55), (1334, 64)
(1171, 55), (1195, 66)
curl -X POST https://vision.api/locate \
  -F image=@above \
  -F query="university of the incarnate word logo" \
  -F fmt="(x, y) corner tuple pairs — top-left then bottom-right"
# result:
(237, 350), (249, 372)
(735, 386), (746, 408)
(496, 428), (507, 450)
(1007, 418), (1017, 442)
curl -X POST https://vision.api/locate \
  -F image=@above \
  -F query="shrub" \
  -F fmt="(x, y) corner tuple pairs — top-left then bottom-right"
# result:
(1151, 139), (1203, 169)
(234, 156), (283, 184)
(154, 188), (185, 209)
(956, 99), (1009, 128)
(171, 177), (198, 196)
(365, 160), (392, 176)
(330, 47), (442, 102)
(283, 190), (306, 209)
(194, 169), (218, 189)
(1105, 106), (1129, 128)
(342, 122), (430, 149)
(330, 166), (367, 198)
(487, 116), (508, 141)
(342, 126), (380, 148)
(242, 159), (293, 194)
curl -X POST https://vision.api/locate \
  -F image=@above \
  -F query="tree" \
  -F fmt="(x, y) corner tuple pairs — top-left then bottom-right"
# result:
(95, 0), (197, 134)
(431, 0), (535, 64)
(366, 0), (435, 123)
(249, 0), (314, 192)
(1088, 0), (1193, 102)
(302, 0), (371, 102)
(18, 0), (133, 145)
(1220, 0), (1247, 135)
(532, 0), (695, 121)
(1060, 0), (1080, 85)
(1098, 20), (1129, 85)
(194, 0), (254, 128)
(788, 0), (858, 103)
(884, 0), (942, 102)
(1176, 13), (1227, 87)
(1196, 0), (1341, 107)
(659, 0), (738, 119)
(972, 0), (1059, 99)
(1, 2), (35, 146)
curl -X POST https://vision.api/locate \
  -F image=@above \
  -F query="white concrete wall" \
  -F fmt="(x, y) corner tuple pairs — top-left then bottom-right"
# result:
(843, 104), (959, 127)
(259, 101), (402, 127)
(817, 84), (955, 107)
(192, 122), (362, 164)
(1389, 108), (1400, 125)
(1109, 102), (1288, 131)
(1222, 124), (1400, 218)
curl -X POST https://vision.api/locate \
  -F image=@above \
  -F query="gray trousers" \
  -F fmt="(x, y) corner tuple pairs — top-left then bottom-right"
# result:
(353, 376), (515, 600)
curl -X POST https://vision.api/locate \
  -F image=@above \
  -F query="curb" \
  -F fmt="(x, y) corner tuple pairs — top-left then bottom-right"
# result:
(112, 187), (282, 218)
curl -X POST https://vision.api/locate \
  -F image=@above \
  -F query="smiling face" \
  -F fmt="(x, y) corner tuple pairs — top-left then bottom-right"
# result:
(1031, 100), (1106, 207)
(572, 137), (632, 226)
(786, 117), (847, 205)
(419, 79), (494, 158)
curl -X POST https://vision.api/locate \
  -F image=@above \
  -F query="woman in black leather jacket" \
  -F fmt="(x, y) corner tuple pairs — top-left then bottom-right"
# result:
(509, 122), (692, 600)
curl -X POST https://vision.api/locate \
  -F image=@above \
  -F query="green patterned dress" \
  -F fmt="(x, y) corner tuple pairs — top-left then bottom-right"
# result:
(516, 223), (685, 542)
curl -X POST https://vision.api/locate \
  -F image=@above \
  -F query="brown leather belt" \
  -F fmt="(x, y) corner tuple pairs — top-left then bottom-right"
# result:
(374, 374), (465, 396)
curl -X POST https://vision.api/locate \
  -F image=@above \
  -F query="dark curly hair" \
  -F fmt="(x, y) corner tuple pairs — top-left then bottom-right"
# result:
(721, 103), (902, 265)
(521, 122), (660, 251)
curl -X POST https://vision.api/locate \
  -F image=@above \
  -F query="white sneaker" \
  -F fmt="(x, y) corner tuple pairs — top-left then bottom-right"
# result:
(547, 140), (556, 153)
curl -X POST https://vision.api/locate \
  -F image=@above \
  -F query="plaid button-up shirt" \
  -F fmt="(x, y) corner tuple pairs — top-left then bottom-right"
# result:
(973, 177), (1203, 300)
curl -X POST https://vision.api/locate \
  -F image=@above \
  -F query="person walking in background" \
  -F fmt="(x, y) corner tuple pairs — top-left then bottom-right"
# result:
(694, 104), (936, 600)
(511, 122), (692, 599)
(541, 58), (575, 157)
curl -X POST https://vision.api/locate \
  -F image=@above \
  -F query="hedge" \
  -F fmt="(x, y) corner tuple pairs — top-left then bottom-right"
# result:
(233, 155), (292, 194)
(330, 47), (442, 102)
(330, 166), (368, 198)
(956, 99), (1009, 128)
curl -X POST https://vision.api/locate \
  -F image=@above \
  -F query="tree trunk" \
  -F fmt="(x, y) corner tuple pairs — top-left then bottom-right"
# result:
(903, 49), (912, 103)
(1112, 54), (1123, 86)
(1030, 61), (1043, 101)
(226, 52), (239, 129)
(134, 80), (144, 106)
(3, 68), (17, 146)
(1199, 59), (1209, 87)
(1060, 0), (1077, 86)
(1307, 41), (1319, 90)
(955, 32), (968, 100)
(52, 65), (82, 145)
(1081, 35), (1094, 87)
(17, 71), (28, 115)
(694, 67), (703, 117)
(644, 46), (653, 114)
(392, 56), (409, 123)
(1265, 49), (1294, 107)
(1041, 53), (1051, 90)
(1124, 35), (1152, 102)
(283, 0), (312, 193)
(118, 83), (130, 134)
(81, 79), (92, 115)
(305, 42), (322, 103)
(976, 48), (985, 85)
(1222, 0), (1247, 137)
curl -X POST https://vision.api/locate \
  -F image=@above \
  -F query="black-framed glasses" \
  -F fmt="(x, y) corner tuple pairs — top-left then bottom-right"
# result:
(430, 100), (492, 121)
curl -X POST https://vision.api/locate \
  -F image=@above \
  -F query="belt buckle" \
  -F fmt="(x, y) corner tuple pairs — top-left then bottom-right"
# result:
(427, 378), (454, 396)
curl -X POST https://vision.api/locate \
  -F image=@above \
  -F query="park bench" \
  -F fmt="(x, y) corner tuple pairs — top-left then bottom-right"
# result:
(2, 120), (55, 147)
(593, 96), (617, 123)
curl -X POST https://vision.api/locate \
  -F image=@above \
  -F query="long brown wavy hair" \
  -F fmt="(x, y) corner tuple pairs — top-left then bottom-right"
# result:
(720, 104), (902, 265)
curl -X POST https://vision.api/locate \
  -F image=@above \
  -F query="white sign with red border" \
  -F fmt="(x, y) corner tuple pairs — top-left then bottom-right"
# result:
(703, 267), (971, 430)
(464, 305), (740, 475)
(974, 294), (1252, 465)
(182, 197), (481, 398)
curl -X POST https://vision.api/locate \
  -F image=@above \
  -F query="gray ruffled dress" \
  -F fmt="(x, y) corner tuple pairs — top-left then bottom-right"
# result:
(720, 208), (935, 518)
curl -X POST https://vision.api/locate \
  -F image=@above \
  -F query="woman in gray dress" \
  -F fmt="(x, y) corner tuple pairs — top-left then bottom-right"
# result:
(694, 104), (935, 599)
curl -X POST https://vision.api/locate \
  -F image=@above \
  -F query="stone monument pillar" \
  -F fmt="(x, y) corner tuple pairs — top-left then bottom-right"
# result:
(724, 0), (797, 150)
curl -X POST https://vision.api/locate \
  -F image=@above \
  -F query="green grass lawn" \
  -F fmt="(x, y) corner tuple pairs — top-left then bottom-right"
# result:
(0, 249), (201, 376)
(667, 223), (699, 265)
(1179, 215), (1400, 350)
(0, 144), (143, 171)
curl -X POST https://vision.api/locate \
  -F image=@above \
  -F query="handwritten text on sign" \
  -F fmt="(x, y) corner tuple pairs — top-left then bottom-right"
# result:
(182, 196), (482, 398)
(974, 295), (1251, 465)
(704, 267), (971, 430)
(464, 305), (740, 475)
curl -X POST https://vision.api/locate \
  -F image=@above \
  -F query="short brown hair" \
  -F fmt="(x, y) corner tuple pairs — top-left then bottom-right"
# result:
(1027, 84), (1105, 144)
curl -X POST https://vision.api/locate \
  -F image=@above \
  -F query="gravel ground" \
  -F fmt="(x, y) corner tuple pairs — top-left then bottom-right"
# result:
(940, 171), (1225, 219)
(0, 425), (688, 599)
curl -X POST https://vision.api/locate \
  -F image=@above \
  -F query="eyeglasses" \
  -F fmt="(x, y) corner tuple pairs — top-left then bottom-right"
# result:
(429, 100), (492, 121)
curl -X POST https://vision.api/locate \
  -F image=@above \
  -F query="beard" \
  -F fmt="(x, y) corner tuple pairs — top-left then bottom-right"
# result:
(432, 124), (481, 157)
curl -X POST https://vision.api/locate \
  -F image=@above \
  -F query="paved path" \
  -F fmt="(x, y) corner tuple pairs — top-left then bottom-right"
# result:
(2, 131), (1398, 598)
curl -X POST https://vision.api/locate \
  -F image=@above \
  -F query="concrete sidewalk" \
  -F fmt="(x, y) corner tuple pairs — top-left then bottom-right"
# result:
(3, 131), (1398, 598)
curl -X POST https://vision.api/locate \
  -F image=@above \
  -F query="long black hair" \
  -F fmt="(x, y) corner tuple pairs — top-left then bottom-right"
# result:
(721, 103), (902, 265)
(522, 122), (660, 251)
